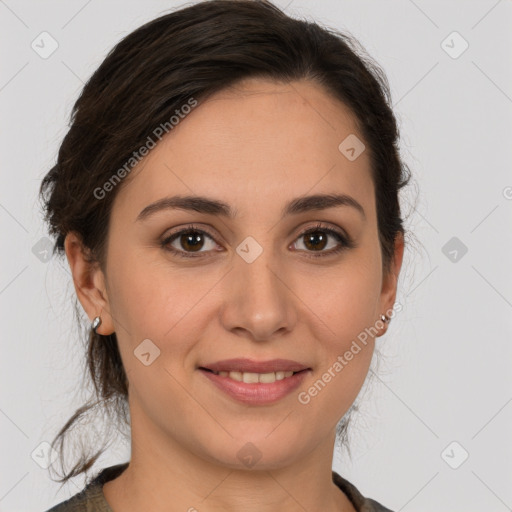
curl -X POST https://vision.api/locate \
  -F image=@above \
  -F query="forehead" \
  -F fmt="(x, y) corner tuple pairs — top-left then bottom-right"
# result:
(113, 78), (375, 222)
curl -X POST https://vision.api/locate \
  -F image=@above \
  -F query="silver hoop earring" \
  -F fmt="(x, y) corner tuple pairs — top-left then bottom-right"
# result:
(92, 316), (102, 334)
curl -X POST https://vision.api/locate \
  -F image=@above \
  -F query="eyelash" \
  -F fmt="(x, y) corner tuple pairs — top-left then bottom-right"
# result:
(160, 222), (355, 260)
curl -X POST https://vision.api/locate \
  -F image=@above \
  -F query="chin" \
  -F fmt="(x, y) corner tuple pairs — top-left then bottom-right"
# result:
(197, 431), (303, 471)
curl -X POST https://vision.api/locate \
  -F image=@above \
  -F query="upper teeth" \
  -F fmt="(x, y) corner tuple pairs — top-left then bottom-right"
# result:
(214, 370), (295, 383)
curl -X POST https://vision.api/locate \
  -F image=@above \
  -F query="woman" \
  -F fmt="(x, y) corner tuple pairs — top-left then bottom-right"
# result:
(40, 0), (409, 510)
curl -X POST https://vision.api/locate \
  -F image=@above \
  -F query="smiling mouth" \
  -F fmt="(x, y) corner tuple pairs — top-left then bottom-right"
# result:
(199, 367), (307, 384)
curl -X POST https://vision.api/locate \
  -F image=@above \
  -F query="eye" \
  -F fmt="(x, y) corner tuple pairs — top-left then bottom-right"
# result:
(161, 222), (355, 259)
(161, 224), (220, 259)
(291, 222), (354, 258)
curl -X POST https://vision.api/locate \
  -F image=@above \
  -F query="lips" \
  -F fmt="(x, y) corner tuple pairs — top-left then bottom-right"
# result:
(199, 362), (311, 405)
(199, 358), (310, 374)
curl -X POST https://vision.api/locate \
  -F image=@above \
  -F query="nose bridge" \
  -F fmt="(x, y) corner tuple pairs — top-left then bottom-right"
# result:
(239, 249), (282, 302)
(222, 237), (295, 339)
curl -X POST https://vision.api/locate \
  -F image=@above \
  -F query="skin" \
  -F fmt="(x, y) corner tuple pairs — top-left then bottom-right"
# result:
(65, 77), (404, 512)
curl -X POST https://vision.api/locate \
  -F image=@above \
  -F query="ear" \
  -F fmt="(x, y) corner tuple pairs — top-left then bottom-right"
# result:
(377, 231), (404, 335)
(64, 231), (115, 336)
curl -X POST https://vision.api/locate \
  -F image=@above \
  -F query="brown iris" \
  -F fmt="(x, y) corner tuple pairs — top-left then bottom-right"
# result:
(303, 230), (328, 251)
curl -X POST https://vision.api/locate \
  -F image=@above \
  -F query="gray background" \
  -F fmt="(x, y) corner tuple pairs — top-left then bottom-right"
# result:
(1, 0), (511, 510)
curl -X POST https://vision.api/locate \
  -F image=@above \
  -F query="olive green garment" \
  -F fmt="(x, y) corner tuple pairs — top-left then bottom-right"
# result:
(45, 462), (394, 512)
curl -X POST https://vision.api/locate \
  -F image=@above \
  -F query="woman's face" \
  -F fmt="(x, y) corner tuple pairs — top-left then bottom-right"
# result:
(71, 78), (403, 470)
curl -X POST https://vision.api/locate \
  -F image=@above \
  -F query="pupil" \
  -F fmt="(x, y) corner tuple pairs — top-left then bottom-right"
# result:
(182, 232), (203, 251)
(305, 231), (326, 251)
(178, 230), (328, 253)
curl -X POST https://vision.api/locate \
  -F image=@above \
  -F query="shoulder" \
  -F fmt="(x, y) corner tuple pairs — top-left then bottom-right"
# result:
(332, 471), (394, 512)
(44, 491), (90, 512)
(43, 463), (129, 512)
(43, 486), (102, 512)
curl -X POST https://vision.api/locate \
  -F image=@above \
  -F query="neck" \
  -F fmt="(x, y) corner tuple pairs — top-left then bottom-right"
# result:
(103, 407), (356, 512)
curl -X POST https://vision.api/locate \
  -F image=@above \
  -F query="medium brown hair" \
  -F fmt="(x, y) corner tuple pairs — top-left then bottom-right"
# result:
(39, 0), (411, 483)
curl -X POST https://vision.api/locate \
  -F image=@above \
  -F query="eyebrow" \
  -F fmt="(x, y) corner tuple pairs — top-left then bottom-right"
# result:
(136, 193), (366, 222)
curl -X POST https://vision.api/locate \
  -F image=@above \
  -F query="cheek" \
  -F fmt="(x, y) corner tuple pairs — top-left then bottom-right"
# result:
(301, 259), (382, 341)
(296, 254), (381, 399)
(105, 246), (223, 371)
(297, 268), (379, 422)
(106, 245), (189, 335)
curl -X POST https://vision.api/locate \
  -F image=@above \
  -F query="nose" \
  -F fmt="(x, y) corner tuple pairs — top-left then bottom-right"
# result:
(219, 247), (298, 342)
